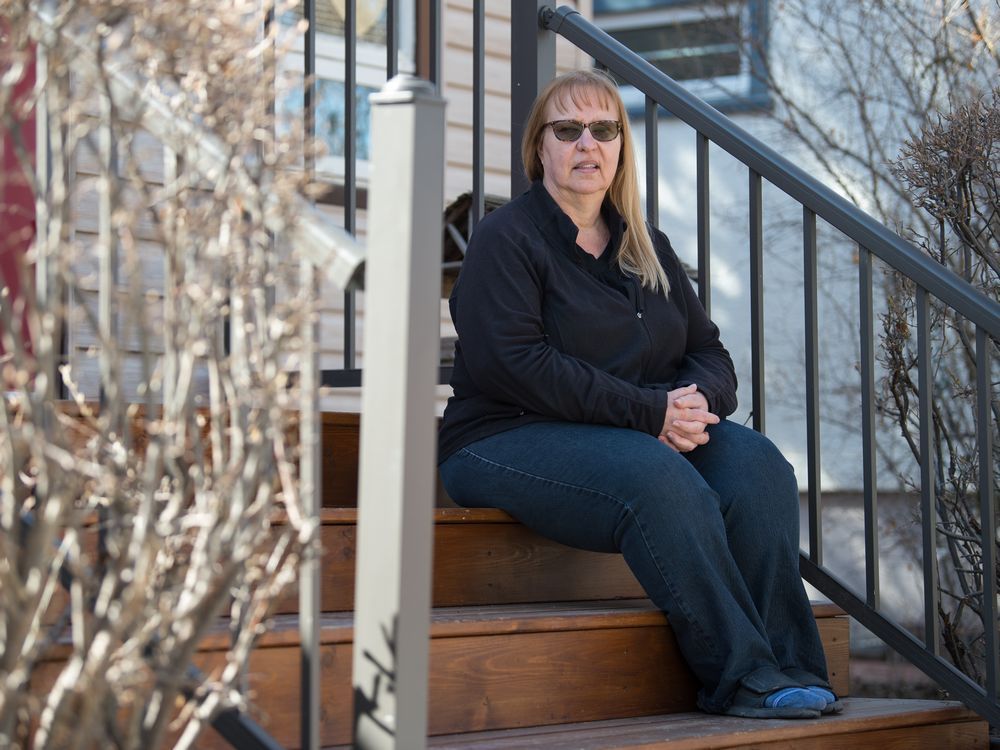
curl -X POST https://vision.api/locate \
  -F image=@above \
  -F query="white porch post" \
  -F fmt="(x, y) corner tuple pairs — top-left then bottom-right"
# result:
(352, 75), (445, 750)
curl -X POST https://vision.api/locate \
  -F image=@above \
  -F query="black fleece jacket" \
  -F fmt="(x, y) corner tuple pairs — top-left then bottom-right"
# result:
(438, 180), (737, 462)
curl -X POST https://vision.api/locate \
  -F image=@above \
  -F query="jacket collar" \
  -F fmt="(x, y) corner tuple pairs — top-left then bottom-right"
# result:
(525, 180), (626, 266)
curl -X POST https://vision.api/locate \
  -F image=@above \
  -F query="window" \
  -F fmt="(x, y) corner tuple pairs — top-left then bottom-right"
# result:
(594, 0), (770, 113)
(277, 1), (417, 184)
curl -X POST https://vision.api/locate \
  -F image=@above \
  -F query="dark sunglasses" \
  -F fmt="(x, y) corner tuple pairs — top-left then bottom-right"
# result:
(545, 119), (622, 143)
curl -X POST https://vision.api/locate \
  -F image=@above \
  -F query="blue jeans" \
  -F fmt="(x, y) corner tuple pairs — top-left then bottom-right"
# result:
(439, 419), (830, 712)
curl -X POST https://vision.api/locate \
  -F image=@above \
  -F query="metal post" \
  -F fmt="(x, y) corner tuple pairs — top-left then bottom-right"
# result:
(352, 75), (445, 750)
(803, 208), (820, 565)
(859, 246), (880, 607)
(344, 0), (358, 370)
(696, 132), (710, 315)
(749, 168), (765, 433)
(471, 0), (485, 227)
(976, 326), (997, 700)
(510, 1), (555, 198)
(917, 288), (935, 638)
(644, 96), (658, 229)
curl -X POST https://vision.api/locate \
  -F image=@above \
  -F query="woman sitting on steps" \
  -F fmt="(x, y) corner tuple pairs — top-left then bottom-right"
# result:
(437, 69), (841, 720)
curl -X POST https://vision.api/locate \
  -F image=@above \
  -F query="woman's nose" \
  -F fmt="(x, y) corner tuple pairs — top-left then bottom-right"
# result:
(575, 129), (597, 149)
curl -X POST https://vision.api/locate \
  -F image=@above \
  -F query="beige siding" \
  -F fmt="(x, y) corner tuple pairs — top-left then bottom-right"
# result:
(442, 0), (592, 203)
(68, 2), (594, 410)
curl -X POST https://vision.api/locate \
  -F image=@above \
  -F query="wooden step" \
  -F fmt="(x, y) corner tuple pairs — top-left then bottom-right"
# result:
(274, 508), (645, 612)
(407, 699), (988, 749)
(185, 600), (848, 749)
(320, 412), (362, 507)
(319, 412), (452, 507)
(50, 408), (365, 508)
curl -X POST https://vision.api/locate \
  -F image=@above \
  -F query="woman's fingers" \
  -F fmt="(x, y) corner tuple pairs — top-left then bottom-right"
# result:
(673, 393), (711, 412)
(672, 418), (709, 434)
(673, 409), (720, 427)
(665, 430), (706, 452)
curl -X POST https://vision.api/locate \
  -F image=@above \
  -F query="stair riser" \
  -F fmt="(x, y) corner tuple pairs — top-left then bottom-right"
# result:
(191, 615), (849, 749)
(273, 520), (645, 613)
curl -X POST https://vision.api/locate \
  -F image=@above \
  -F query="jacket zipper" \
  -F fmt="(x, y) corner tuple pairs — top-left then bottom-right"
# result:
(634, 281), (654, 379)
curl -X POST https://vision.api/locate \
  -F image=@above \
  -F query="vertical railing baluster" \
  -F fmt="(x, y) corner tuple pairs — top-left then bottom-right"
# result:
(299, 1), (321, 748)
(803, 208), (821, 565)
(344, 0), (357, 370)
(749, 169), (765, 433)
(696, 132), (710, 316)
(859, 246), (880, 609)
(386, 0), (398, 78)
(510, 0), (555, 198)
(429, 0), (440, 89)
(471, 0), (485, 227)
(304, 0), (316, 200)
(644, 96), (658, 229)
(976, 326), (998, 700)
(917, 288), (937, 647)
(353, 75), (445, 750)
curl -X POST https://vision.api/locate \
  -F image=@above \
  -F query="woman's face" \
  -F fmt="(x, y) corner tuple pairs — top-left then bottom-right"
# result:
(538, 89), (622, 205)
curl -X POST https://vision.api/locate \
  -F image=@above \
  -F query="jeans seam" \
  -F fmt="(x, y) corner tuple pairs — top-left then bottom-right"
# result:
(459, 447), (722, 660)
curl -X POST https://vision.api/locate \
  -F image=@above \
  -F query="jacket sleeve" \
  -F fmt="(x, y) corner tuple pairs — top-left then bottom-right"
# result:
(658, 234), (738, 418)
(452, 217), (668, 436)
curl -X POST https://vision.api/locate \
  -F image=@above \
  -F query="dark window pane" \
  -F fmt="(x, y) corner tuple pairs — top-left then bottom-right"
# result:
(610, 18), (739, 52)
(607, 15), (742, 81)
(656, 51), (740, 80)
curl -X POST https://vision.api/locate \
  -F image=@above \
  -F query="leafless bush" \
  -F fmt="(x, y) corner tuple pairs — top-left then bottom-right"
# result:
(882, 87), (1000, 684)
(0, 2), (323, 748)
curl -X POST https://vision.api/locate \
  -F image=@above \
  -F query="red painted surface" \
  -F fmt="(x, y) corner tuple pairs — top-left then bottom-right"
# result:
(0, 25), (35, 354)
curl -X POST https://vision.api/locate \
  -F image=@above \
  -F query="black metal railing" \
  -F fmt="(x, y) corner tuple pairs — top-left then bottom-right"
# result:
(526, 3), (1000, 728)
(314, 0), (461, 391)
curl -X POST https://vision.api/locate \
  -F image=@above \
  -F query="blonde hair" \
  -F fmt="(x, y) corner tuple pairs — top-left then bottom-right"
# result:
(521, 70), (670, 295)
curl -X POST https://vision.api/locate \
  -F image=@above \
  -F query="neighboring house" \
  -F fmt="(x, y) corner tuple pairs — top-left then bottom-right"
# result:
(0, 37), (34, 359)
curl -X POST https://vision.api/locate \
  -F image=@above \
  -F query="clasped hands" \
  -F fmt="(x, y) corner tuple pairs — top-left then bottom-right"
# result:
(659, 383), (719, 453)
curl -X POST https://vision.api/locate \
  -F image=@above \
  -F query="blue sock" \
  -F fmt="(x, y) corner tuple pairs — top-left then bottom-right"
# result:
(764, 687), (827, 711)
(805, 686), (837, 704)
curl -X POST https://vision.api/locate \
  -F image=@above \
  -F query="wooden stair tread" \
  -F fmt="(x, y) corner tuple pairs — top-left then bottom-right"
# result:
(309, 507), (518, 524)
(408, 699), (986, 749)
(195, 599), (845, 650)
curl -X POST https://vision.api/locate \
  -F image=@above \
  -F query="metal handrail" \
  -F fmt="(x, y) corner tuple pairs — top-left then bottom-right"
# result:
(538, 2), (1000, 729)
